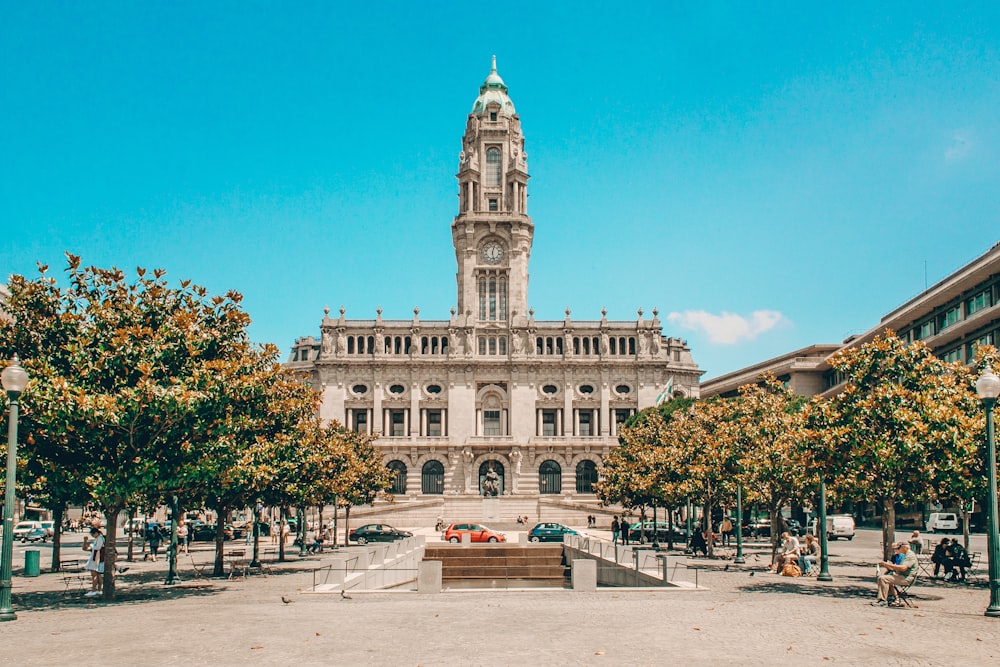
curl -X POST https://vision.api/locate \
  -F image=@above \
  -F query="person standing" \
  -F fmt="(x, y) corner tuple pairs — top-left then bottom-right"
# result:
(611, 516), (620, 545)
(84, 525), (105, 597)
(719, 517), (733, 546)
(176, 521), (189, 555)
(145, 523), (162, 562)
(621, 516), (631, 545)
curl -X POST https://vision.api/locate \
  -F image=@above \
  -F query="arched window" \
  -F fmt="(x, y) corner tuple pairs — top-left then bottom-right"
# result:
(499, 277), (507, 320)
(479, 276), (487, 319)
(539, 460), (562, 495)
(488, 337), (496, 355)
(486, 147), (501, 186)
(478, 461), (505, 496)
(387, 460), (407, 495)
(348, 337), (355, 354)
(489, 278), (497, 319)
(421, 461), (444, 495)
(498, 337), (507, 355)
(576, 460), (598, 494)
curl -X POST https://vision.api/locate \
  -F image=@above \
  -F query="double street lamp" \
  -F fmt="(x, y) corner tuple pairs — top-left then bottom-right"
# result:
(975, 365), (1000, 618)
(1, 355), (29, 622)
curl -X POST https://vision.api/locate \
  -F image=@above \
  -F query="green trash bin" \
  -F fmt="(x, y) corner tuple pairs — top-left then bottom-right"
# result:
(24, 549), (41, 577)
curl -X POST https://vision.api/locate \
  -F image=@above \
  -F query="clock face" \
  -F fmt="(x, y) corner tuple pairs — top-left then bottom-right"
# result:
(481, 242), (504, 264)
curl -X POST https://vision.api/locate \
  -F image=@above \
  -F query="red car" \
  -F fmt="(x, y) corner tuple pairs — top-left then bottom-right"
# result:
(442, 523), (506, 543)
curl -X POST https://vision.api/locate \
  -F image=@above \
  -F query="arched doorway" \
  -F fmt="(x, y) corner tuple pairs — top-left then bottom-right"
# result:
(576, 460), (598, 493)
(387, 460), (407, 495)
(478, 461), (505, 496)
(421, 460), (444, 495)
(539, 460), (562, 494)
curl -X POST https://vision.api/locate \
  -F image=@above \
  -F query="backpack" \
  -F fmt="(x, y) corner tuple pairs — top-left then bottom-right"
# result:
(781, 562), (802, 577)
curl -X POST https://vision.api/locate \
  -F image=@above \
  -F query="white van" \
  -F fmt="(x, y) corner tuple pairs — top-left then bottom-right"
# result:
(810, 515), (855, 540)
(926, 512), (958, 533)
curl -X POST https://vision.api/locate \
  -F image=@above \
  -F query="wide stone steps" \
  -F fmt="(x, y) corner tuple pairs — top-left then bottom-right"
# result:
(424, 545), (568, 581)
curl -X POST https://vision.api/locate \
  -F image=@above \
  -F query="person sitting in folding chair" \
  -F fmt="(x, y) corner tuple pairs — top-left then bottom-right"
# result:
(873, 542), (918, 607)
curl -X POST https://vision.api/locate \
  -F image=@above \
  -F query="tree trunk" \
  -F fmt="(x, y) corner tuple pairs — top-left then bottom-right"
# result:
(317, 504), (324, 552)
(102, 506), (122, 600)
(881, 497), (895, 562)
(212, 503), (228, 577)
(51, 504), (64, 572)
(770, 503), (784, 565)
(704, 497), (713, 558)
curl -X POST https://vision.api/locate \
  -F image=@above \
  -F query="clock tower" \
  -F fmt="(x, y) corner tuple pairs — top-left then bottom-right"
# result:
(452, 57), (533, 327)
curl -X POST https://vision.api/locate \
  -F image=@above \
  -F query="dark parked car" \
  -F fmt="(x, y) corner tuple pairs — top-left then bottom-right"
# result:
(628, 521), (688, 543)
(528, 522), (585, 542)
(349, 523), (412, 545)
(192, 523), (234, 541)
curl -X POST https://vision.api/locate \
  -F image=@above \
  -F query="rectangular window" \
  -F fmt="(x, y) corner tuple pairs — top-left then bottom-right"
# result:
(478, 337), (486, 355)
(579, 411), (592, 437)
(968, 290), (992, 316)
(942, 348), (962, 363)
(939, 306), (961, 331)
(918, 320), (935, 339)
(484, 410), (501, 436)
(391, 411), (406, 437)
(542, 410), (556, 436)
(489, 198), (498, 211)
(427, 411), (442, 437)
(615, 409), (631, 426)
(488, 337), (497, 355)
(354, 410), (367, 434)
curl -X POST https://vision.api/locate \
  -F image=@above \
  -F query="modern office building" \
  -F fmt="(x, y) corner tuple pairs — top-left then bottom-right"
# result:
(702, 242), (1000, 399)
(286, 59), (701, 523)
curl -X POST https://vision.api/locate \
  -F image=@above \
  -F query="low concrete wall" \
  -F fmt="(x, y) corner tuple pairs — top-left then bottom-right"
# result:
(310, 535), (425, 592)
(563, 535), (672, 588)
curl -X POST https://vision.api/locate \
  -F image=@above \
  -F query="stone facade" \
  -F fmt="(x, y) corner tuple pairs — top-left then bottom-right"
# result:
(286, 59), (701, 519)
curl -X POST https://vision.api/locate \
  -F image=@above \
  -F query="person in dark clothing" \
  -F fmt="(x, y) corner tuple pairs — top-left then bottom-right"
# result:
(689, 529), (708, 556)
(945, 539), (971, 582)
(611, 517), (620, 545)
(931, 537), (949, 577)
(620, 517), (630, 545)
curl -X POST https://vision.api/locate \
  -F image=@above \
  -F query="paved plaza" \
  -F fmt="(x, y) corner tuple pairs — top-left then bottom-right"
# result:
(1, 527), (998, 666)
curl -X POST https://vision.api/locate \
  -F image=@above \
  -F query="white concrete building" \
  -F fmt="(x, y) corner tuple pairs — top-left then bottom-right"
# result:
(286, 59), (701, 523)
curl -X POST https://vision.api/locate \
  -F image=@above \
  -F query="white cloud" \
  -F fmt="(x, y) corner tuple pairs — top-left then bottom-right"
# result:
(944, 132), (972, 163)
(667, 309), (789, 345)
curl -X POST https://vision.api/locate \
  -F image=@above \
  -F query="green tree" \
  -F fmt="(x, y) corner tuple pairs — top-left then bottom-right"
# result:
(4, 256), (253, 599)
(726, 375), (810, 559)
(825, 331), (981, 560)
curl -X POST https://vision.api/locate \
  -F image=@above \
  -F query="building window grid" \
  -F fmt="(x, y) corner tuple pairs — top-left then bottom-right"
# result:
(483, 410), (501, 436)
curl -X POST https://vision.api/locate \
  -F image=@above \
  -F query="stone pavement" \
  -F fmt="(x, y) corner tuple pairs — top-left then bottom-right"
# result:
(1, 528), (998, 666)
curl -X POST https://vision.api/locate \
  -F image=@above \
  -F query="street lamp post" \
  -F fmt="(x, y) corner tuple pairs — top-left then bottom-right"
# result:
(1, 355), (29, 622)
(975, 365), (1000, 617)
(734, 485), (745, 564)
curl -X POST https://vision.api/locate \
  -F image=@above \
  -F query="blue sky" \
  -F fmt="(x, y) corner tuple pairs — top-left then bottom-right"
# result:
(2, 3), (999, 379)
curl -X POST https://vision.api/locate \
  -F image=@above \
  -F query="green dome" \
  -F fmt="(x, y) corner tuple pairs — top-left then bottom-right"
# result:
(471, 55), (516, 116)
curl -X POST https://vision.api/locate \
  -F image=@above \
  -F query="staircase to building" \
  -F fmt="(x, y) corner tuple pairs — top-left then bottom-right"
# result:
(423, 544), (568, 584)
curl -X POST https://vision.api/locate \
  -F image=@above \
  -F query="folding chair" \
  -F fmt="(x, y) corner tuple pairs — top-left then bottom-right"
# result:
(894, 570), (919, 608)
(188, 553), (208, 580)
(226, 549), (247, 580)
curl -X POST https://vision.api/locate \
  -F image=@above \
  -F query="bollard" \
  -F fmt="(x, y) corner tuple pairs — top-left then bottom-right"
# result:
(657, 554), (669, 585)
(24, 549), (41, 577)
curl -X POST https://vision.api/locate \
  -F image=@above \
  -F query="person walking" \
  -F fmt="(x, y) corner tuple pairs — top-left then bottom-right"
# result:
(621, 516), (630, 545)
(719, 517), (733, 546)
(611, 516), (620, 545)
